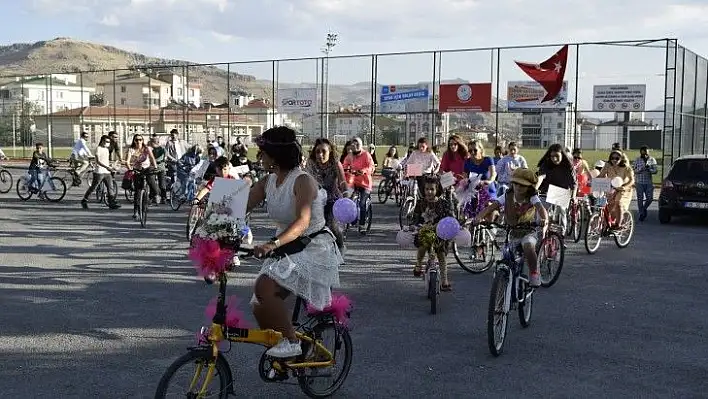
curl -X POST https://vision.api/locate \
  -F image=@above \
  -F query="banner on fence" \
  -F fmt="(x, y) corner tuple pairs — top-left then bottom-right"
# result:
(438, 83), (492, 112)
(378, 84), (429, 113)
(278, 88), (317, 112)
(507, 81), (568, 111)
(592, 84), (646, 112)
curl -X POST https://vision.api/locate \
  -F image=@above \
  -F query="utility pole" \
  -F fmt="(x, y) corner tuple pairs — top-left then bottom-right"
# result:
(321, 32), (338, 139)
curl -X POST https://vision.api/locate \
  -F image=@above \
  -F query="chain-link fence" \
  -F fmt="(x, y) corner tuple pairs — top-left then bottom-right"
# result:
(0, 38), (705, 178)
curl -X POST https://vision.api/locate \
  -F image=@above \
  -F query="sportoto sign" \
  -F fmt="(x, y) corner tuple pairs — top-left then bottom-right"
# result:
(278, 88), (317, 112)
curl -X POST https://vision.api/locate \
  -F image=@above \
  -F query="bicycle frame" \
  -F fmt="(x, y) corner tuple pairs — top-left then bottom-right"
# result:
(202, 274), (337, 370)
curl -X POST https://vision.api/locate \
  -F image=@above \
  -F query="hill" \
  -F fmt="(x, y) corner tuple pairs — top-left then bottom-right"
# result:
(0, 37), (268, 102)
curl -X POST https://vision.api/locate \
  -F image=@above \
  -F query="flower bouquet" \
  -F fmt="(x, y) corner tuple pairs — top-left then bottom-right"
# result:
(188, 193), (251, 279)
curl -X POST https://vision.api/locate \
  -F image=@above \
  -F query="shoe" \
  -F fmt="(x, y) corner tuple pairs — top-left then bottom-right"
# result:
(441, 283), (452, 292)
(81, 199), (88, 209)
(132, 212), (138, 220)
(266, 338), (302, 358)
(529, 272), (542, 288)
(413, 267), (422, 277)
(109, 203), (122, 210)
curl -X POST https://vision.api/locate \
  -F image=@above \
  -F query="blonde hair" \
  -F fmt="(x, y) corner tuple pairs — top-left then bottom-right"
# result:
(470, 140), (485, 157)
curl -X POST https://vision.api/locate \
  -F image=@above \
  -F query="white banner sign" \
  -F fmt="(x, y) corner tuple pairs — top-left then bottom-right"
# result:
(277, 88), (317, 112)
(592, 84), (646, 112)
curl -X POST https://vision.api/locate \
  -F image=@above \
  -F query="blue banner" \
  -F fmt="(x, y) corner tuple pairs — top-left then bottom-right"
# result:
(380, 89), (429, 103)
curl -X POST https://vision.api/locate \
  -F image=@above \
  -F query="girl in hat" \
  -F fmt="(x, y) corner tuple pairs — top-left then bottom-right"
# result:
(475, 168), (549, 287)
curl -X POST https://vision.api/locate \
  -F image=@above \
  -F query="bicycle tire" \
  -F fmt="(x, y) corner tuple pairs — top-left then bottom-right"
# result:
(124, 188), (134, 203)
(614, 210), (634, 248)
(364, 201), (373, 233)
(297, 322), (353, 398)
(377, 180), (389, 204)
(429, 270), (438, 315)
(139, 189), (149, 228)
(398, 198), (415, 230)
(518, 280), (533, 327)
(169, 184), (183, 211)
(16, 177), (33, 201)
(570, 205), (583, 243)
(154, 349), (231, 399)
(0, 169), (12, 193)
(487, 267), (510, 357)
(44, 177), (67, 202)
(453, 225), (495, 274)
(187, 205), (203, 240)
(539, 232), (565, 288)
(584, 213), (602, 254)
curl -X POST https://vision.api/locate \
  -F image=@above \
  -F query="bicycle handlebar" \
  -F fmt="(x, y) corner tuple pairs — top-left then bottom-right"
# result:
(476, 221), (542, 230)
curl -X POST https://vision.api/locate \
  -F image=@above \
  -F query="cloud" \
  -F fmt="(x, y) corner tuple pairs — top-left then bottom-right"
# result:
(24, 0), (708, 55)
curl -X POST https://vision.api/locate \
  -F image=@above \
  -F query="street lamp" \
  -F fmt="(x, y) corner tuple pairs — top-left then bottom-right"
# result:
(321, 32), (338, 139)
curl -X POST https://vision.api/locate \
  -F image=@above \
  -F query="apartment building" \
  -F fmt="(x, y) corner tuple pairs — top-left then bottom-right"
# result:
(0, 74), (95, 115)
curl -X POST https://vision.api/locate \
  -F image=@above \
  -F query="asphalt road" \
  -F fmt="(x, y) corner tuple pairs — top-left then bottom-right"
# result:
(1, 170), (707, 398)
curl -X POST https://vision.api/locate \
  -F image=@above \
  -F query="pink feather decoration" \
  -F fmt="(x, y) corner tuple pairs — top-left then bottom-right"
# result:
(306, 292), (353, 326)
(188, 236), (235, 277)
(204, 296), (250, 328)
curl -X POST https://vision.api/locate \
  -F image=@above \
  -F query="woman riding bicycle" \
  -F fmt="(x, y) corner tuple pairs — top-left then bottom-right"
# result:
(439, 134), (468, 182)
(342, 137), (375, 234)
(597, 150), (635, 230)
(305, 138), (347, 249)
(495, 142), (528, 196)
(246, 126), (343, 359)
(536, 144), (576, 235)
(126, 134), (159, 218)
(571, 148), (592, 197)
(475, 168), (549, 287)
(464, 140), (497, 198)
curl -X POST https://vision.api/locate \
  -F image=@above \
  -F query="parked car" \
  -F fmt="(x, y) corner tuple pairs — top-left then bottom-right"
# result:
(658, 154), (708, 224)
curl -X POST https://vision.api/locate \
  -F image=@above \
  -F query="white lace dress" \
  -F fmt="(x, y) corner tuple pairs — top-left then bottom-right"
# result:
(257, 168), (343, 310)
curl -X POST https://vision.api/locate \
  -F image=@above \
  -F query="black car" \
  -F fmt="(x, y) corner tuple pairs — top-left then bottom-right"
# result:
(658, 154), (708, 224)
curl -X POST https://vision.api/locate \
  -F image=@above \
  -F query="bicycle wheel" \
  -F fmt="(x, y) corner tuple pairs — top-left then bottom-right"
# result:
(453, 226), (495, 274)
(398, 198), (415, 229)
(613, 210), (634, 248)
(428, 269), (439, 315)
(154, 349), (232, 399)
(139, 189), (149, 228)
(584, 213), (603, 254)
(44, 177), (67, 202)
(169, 182), (183, 211)
(124, 187), (134, 203)
(487, 266), (510, 357)
(364, 201), (373, 233)
(297, 322), (353, 398)
(95, 182), (106, 204)
(518, 279), (533, 327)
(0, 169), (12, 193)
(570, 204), (583, 243)
(187, 204), (204, 240)
(377, 180), (389, 204)
(16, 177), (33, 201)
(539, 232), (565, 288)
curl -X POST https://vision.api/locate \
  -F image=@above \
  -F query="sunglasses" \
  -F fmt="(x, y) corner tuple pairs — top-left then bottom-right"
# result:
(470, 148), (479, 152)
(135, 139), (144, 142)
(611, 157), (620, 161)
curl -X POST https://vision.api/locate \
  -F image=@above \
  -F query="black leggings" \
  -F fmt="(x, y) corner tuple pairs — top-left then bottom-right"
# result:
(133, 173), (159, 210)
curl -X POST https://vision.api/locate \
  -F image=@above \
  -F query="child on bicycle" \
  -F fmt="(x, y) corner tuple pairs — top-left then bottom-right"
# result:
(193, 156), (241, 203)
(410, 175), (454, 291)
(27, 142), (52, 192)
(474, 168), (549, 287)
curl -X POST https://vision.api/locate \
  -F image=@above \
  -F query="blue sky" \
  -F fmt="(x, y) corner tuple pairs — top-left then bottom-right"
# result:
(3, 0), (708, 110)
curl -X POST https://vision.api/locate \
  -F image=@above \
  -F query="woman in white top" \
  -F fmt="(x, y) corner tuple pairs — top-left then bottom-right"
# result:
(400, 137), (440, 175)
(81, 135), (120, 210)
(125, 134), (159, 218)
(247, 126), (343, 359)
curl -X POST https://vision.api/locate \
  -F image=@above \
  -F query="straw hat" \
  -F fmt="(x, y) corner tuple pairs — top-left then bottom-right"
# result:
(510, 168), (538, 187)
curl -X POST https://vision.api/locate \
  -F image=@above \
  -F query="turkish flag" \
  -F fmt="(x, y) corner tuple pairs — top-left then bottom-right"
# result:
(515, 45), (568, 103)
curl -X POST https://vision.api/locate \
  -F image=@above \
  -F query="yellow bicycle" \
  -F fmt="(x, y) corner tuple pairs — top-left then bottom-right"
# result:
(154, 245), (353, 398)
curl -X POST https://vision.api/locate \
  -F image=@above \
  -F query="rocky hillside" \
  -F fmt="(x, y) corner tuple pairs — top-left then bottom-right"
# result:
(0, 37), (269, 102)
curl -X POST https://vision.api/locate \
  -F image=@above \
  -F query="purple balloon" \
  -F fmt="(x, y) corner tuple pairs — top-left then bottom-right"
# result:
(436, 216), (460, 240)
(333, 198), (358, 224)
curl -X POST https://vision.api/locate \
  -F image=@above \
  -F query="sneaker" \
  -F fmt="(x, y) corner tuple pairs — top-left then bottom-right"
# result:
(529, 272), (542, 288)
(81, 199), (88, 209)
(266, 338), (302, 358)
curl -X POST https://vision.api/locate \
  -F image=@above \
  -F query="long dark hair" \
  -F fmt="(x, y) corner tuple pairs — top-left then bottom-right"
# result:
(538, 143), (572, 170)
(130, 134), (144, 150)
(386, 145), (398, 159)
(444, 134), (469, 159)
(309, 138), (338, 164)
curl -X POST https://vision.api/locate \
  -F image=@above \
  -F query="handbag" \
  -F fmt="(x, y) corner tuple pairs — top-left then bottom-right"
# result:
(121, 170), (135, 190)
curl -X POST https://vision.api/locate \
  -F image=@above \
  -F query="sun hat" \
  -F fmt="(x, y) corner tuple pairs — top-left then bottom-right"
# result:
(510, 168), (538, 187)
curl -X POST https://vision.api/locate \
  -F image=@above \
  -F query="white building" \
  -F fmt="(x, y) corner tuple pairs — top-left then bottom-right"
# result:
(0, 74), (95, 115)
(238, 99), (297, 131)
(520, 104), (575, 149)
(331, 112), (370, 139)
(97, 71), (201, 109)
